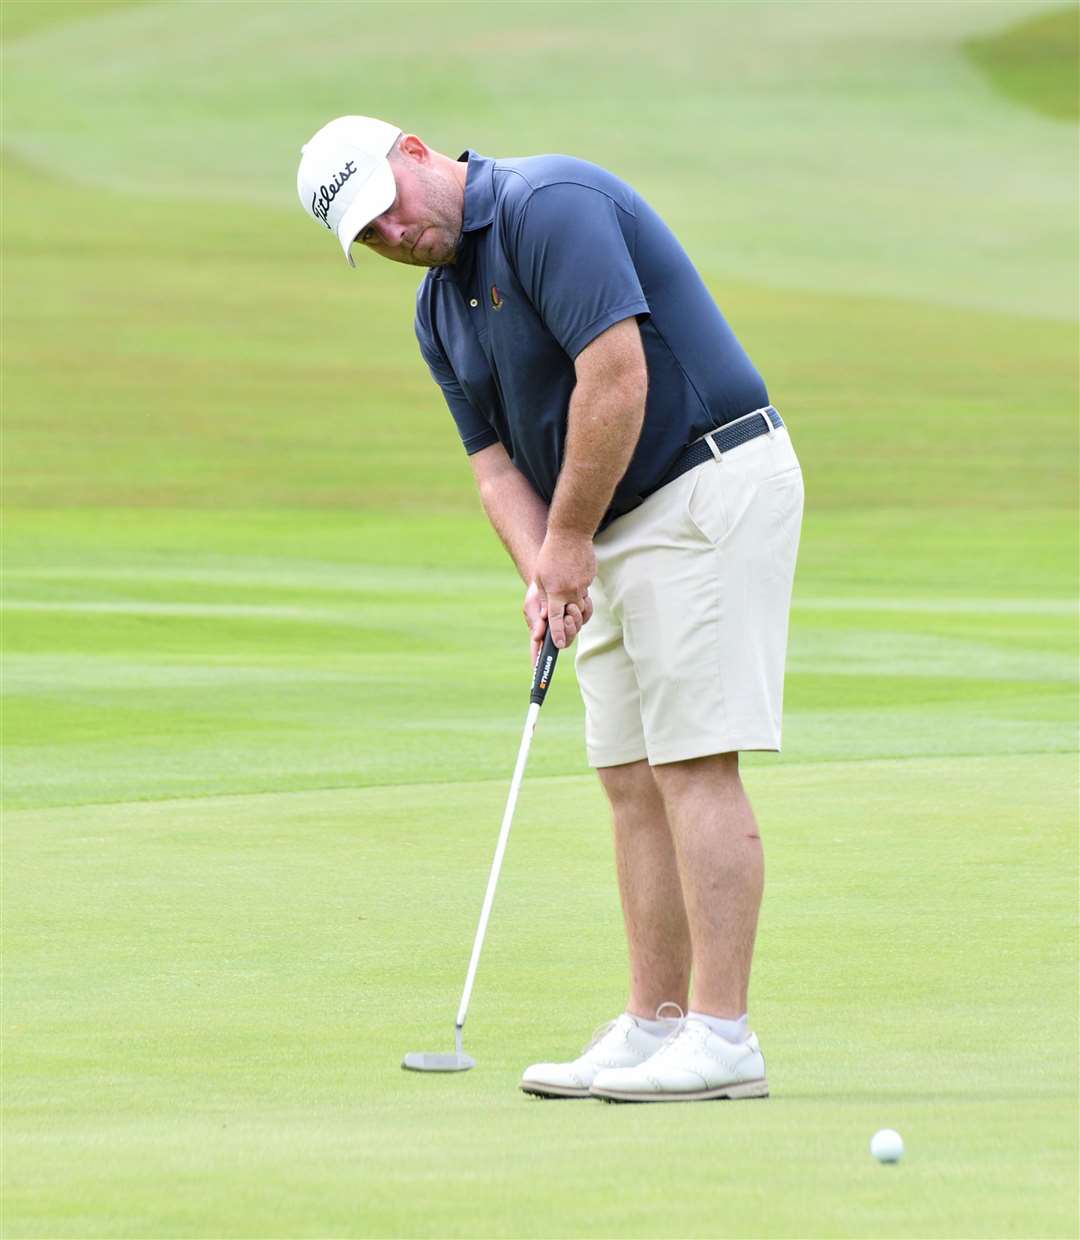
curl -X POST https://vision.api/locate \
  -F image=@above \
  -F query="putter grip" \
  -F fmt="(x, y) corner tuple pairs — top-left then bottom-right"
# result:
(529, 629), (560, 706)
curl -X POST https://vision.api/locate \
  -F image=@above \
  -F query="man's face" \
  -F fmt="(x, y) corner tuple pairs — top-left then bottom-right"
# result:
(353, 139), (463, 268)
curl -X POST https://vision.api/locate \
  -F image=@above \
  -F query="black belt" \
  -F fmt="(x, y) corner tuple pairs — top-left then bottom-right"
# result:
(651, 406), (785, 495)
(599, 406), (785, 532)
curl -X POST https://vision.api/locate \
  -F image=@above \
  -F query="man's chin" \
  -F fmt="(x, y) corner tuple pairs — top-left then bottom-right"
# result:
(418, 232), (462, 268)
(383, 233), (461, 269)
(399, 253), (453, 269)
(388, 251), (446, 269)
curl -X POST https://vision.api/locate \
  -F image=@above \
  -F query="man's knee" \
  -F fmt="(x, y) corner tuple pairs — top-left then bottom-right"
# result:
(597, 758), (659, 810)
(649, 751), (741, 795)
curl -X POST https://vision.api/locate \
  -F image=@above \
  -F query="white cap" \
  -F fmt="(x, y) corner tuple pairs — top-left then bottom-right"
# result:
(297, 116), (402, 267)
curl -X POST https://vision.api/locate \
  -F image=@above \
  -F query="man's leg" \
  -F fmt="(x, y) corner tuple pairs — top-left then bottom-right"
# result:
(596, 759), (692, 1018)
(648, 752), (763, 1018)
(518, 759), (689, 1097)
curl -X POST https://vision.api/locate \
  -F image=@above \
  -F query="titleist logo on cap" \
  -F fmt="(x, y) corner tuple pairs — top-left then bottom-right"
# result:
(310, 160), (358, 229)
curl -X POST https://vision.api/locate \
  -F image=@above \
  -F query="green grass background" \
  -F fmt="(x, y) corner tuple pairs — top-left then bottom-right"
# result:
(2, 2), (1078, 1237)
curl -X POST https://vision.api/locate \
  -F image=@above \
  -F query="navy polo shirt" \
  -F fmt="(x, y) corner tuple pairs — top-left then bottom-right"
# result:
(414, 151), (769, 530)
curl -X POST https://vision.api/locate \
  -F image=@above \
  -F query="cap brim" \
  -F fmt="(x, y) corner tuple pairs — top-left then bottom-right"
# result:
(336, 159), (396, 268)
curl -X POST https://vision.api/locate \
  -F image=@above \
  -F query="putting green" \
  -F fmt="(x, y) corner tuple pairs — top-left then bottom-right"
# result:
(2, 2), (1077, 1237)
(5, 755), (1076, 1238)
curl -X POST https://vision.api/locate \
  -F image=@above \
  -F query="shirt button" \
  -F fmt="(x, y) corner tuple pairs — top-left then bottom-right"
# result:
(469, 298), (479, 307)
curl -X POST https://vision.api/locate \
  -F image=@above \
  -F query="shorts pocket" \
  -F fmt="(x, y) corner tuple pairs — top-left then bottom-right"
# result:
(763, 466), (805, 582)
(685, 463), (728, 546)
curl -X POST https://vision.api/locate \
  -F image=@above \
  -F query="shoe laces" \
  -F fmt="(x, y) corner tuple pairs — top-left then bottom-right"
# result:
(583, 1003), (684, 1055)
(652, 1002), (688, 1055)
(580, 1018), (621, 1055)
(653, 1005), (725, 1062)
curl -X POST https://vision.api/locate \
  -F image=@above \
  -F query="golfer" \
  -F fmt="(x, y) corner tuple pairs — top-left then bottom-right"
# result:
(297, 117), (804, 1103)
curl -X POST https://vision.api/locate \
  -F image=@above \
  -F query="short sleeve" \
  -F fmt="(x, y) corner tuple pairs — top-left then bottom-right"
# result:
(414, 303), (498, 456)
(510, 182), (650, 359)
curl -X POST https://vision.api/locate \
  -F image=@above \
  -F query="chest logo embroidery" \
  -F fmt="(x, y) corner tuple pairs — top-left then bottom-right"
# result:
(490, 284), (504, 310)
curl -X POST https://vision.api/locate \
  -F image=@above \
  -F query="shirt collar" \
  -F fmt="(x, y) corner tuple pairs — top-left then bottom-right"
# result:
(430, 151), (494, 282)
(459, 149), (496, 232)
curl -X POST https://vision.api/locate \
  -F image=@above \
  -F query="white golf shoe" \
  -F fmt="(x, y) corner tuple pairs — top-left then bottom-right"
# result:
(589, 1015), (769, 1102)
(519, 1012), (677, 1099)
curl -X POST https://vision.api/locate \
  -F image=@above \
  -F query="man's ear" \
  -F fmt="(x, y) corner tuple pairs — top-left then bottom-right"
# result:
(397, 133), (429, 163)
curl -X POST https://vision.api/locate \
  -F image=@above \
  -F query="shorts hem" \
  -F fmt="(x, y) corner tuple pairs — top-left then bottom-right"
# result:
(586, 742), (650, 769)
(646, 736), (782, 765)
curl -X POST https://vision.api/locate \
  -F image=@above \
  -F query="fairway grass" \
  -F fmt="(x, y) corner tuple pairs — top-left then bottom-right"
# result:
(3, 1), (1078, 1237)
(3, 506), (1077, 1237)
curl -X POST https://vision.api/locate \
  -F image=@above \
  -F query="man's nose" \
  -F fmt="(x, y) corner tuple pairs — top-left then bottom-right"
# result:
(371, 215), (406, 248)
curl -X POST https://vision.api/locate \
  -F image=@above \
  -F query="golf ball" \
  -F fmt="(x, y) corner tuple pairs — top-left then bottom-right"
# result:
(870, 1128), (904, 1163)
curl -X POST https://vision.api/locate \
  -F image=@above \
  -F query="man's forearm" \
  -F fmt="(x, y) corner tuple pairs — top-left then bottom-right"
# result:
(477, 467), (549, 584)
(547, 374), (646, 537)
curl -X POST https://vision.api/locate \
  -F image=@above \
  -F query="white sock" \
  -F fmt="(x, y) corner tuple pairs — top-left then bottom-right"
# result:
(688, 1010), (749, 1043)
(631, 1014), (680, 1036)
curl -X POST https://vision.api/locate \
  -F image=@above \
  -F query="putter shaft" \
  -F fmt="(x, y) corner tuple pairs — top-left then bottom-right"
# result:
(455, 700), (541, 1029)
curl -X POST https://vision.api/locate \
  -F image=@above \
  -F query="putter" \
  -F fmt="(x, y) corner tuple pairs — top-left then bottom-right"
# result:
(402, 627), (560, 1072)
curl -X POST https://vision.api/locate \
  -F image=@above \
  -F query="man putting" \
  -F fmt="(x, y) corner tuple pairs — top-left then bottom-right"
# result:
(297, 117), (804, 1103)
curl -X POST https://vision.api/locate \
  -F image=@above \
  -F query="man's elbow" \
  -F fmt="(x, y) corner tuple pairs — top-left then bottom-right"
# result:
(575, 357), (648, 408)
(469, 442), (515, 495)
(621, 360), (649, 410)
(598, 361), (648, 417)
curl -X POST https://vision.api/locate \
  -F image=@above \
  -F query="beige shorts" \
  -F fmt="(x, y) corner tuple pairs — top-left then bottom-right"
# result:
(575, 417), (804, 767)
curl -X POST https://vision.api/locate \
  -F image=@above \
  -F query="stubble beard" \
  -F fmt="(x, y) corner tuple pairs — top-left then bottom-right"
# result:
(413, 163), (465, 268)
(427, 229), (463, 267)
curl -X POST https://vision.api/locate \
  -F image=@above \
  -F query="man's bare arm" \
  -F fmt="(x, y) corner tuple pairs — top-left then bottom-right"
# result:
(548, 317), (648, 539)
(470, 443), (575, 662)
(468, 441), (549, 584)
(534, 317), (648, 648)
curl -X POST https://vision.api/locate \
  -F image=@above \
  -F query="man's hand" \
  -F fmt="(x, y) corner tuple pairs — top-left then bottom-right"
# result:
(523, 581), (547, 665)
(532, 529), (596, 651)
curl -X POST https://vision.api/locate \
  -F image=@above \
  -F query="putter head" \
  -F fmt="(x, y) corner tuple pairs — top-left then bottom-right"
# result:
(402, 1051), (475, 1072)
